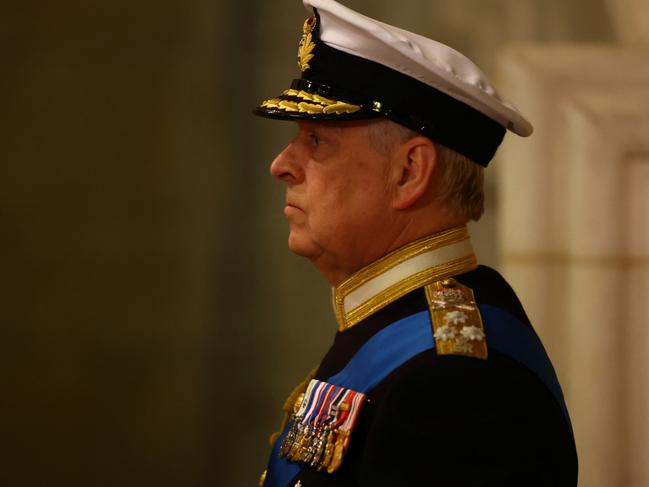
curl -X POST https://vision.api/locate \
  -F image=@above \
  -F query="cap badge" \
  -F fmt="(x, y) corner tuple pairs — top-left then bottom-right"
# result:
(297, 16), (317, 72)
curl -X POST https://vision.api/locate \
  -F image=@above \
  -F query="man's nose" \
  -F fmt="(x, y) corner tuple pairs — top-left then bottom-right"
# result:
(269, 143), (303, 184)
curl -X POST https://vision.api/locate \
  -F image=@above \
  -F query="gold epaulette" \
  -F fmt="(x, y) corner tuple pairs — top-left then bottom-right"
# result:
(425, 278), (488, 360)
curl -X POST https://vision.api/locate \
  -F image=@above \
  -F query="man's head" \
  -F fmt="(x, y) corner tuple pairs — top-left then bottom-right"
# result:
(270, 118), (479, 284)
(255, 0), (531, 284)
(255, 0), (532, 165)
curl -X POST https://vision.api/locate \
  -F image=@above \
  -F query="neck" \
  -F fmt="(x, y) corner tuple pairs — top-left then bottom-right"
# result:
(315, 216), (465, 286)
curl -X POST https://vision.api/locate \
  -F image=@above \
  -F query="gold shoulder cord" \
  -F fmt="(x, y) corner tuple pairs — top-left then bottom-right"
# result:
(425, 278), (488, 359)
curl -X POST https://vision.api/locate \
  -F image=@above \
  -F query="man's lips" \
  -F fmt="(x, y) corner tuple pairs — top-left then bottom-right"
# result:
(284, 201), (304, 216)
(285, 199), (302, 211)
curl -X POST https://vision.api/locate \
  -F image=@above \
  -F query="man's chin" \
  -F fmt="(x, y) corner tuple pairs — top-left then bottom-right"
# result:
(287, 233), (321, 260)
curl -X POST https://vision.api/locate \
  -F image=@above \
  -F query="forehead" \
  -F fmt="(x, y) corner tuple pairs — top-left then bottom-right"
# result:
(296, 118), (382, 138)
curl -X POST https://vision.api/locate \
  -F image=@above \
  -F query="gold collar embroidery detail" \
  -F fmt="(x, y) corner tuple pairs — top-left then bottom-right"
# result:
(332, 226), (478, 331)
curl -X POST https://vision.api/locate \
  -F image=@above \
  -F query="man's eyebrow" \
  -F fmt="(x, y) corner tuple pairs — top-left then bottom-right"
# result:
(299, 122), (343, 135)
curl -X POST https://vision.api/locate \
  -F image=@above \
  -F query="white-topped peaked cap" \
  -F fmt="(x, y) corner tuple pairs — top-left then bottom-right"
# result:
(307, 0), (533, 136)
(254, 0), (533, 166)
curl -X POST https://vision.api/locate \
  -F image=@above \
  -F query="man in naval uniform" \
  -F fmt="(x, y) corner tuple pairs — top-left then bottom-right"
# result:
(254, 1), (578, 486)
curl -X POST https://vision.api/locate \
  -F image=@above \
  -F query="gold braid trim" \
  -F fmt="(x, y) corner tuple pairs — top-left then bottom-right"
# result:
(284, 88), (305, 99)
(268, 367), (318, 448)
(279, 100), (299, 111)
(285, 90), (345, 107)
(259, 89), (362, 116)
(323, 102), (361, 114)
(298, 102), (325, 114)
(260, 98), (282, 109)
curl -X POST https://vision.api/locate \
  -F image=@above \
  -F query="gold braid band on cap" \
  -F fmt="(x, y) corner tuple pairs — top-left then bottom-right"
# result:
(259, 89), (362, 116)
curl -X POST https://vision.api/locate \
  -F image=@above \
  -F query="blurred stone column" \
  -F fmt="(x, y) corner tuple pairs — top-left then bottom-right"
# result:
(606, 0), (649, 42)
(563, 89), (649, 487)
(625, 153), (649, 487)
(497, 45), (649, 369)
(498, 46), (649, 486)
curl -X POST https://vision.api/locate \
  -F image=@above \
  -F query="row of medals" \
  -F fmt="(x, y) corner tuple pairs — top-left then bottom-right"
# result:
(279, 384), (361, 474)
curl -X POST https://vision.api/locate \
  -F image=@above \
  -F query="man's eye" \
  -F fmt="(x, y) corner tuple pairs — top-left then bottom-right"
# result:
(309, 133), (321, 146)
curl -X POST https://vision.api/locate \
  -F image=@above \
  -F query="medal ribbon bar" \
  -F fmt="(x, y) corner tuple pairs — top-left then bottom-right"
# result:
(279, 379), (366, 474)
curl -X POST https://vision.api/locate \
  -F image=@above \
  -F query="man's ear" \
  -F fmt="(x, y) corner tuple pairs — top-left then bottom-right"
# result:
(391, 137), (437, 210)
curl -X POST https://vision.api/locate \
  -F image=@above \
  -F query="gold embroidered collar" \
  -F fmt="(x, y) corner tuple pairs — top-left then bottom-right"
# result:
(332, 226), (478, 331)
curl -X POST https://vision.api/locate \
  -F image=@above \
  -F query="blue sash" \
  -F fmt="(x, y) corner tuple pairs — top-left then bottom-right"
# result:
(264, 305), (571, 487)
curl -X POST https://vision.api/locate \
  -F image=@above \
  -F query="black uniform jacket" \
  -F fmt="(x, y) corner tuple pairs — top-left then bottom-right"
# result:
(269, 263), (578, 487)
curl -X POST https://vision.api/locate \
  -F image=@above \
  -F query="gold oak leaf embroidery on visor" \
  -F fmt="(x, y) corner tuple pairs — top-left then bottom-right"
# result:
(259, 89), (362, 116)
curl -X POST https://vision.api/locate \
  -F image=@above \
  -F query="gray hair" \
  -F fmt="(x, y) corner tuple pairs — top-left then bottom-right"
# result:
(368, 119), (484, 222)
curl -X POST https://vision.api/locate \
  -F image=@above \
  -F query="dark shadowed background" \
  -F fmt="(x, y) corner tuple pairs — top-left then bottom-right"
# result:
(1, 1), (612, 485)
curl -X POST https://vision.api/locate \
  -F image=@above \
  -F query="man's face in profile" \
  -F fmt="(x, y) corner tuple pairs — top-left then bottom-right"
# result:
(270, 119), (395, 281)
